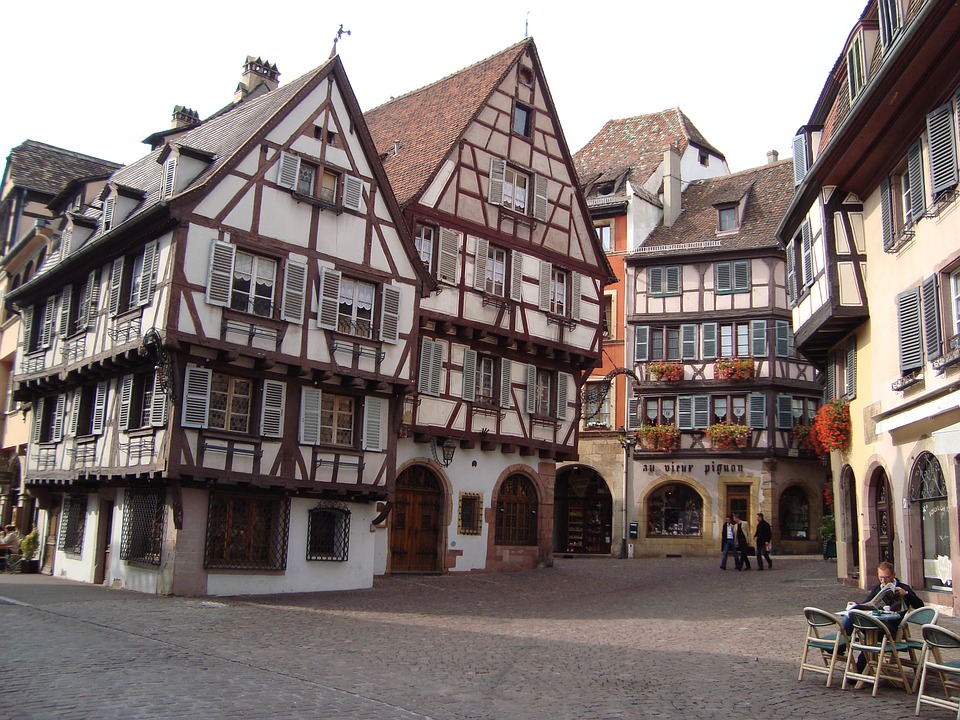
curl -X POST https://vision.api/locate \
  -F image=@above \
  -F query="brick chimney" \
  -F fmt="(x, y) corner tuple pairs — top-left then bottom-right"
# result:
(171, 105), (200, 130)
(767, 149), (779, 164)
(234, 56), (281, 103)
(662, 146), (682, 228)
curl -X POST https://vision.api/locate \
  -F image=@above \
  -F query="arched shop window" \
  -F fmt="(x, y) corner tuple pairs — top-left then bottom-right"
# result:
(647, 483), (703, 537)
(909, 452), (952, 591)
(495, 474), (538, 546)
(779, 486), (810, 539)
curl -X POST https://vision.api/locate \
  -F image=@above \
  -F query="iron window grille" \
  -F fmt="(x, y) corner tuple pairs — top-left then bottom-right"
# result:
(58, 494), (87, 556)
(204, 492), (290, 570)
(306, 502), (350, 561)
(120, 489), (165, 566)
(495, 475), (538, 546)
(458, 493), (483, 535)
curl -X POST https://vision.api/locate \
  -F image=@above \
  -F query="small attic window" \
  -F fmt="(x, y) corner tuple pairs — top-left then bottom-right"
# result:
(598, 183), (615, 196)
(698, 150), (709, 167)
(717, 204), (739, 233)
(519, 66), (534, 86)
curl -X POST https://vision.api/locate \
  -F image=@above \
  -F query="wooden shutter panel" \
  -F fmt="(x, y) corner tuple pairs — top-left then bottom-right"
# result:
(776, 394), (794, 429)
(693, 395), (709, 429)
(716, 262), (731, 293)
(571, 272), (581, 321)
(734, 261), (750, 291)
(525, 364), (538, 414)
(751, 320), (767, 357)
(748, 394), (766, 429)
(59, 285), (72, 338)
(81, 270), (99, 330)
(786, 241), (797, 303)
(318, 267), (341, 330)
(181, 367), (212, 428)
(342, 175), (363, 211)
(801, 220), (813, 286)
(161, 157), (177, 199)
(880, 177), (895, 251)
(260, 379), (285, 438)
(792, 133), (808, 186)
(137, 240), (158, 307)
(461, 348), (477, 402)
(31, 397), (43, 443)
(299, 387), (321, 445)
(102, 197), (115, 232)
(538, 261), (552, 311)
(677, 396), (693, 429)
(927, 103), (958, 196)
(509, 250), (523, 302)
(437, 228), (459, 284)
(62, 228), (74, 256)
(532, 174), (548, 222)
(665, 266), (680, 294)
(499, 359), (512, 408)
(922, 274), (943, 361)
(70, 389), (81, 437)
(90, 381), (108, 435)
(40, 297), (55, 349)
(681, 324), (697, 359)
(702, 322), (717, 359)
(826, 353), (837, 400)
(277, 151), (300, 190)
(363, 396), (385, 452)
(280, 259), (308, 324)
(379, 285), (402, 344)
(418, 339), (443, 397)
(473, 237), (489, 291)
(149, 371), (168, 427)
(488, 157), (505, 205)
(109, 257), (124, 315)
(845, 337), (857, 398)
(626, 397), (641, 431)
(634, 326), (650, 362)
(118, 375), (133, 431)
(206, 240), (235, 307)
(648, 267), (663, 295)
(20, 306), (32, 353)
(775, 320), (790, 357)
(557, 372), (570, 420)
(907, 138), (926, 220)
(52, 394), (65, 442)
(898, 287), (923, 373)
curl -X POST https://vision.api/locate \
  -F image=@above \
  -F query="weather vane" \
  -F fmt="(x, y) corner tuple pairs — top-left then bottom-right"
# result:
(331, 24), (352, 57)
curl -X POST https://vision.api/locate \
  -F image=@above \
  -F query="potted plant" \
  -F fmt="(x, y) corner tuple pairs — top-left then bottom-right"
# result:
(19, 528), (39, 573)
(647, 361), (683, 383)
(705, 422), (751, 450)
(634, 423), (680, 452)
(791, 423), (817, 454)
(809, 398), (851, 454)
(714, 357), (755, 381)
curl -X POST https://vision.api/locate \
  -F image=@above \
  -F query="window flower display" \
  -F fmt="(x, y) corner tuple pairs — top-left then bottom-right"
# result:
(647, 361), (683, 382)
(705, 422), (751, 450)
(714, 357), (755, 381)
(809, 398), (851, 454)
(634, 423), (680, 452)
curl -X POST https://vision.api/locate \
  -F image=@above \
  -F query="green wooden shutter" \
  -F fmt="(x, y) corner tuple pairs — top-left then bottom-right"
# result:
(898, 287), (923, 373)
(927, 103), (958, 197)
(922, 275), (943, 361)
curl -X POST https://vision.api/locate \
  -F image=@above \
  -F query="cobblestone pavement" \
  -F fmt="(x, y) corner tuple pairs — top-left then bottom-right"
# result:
(1, 555), (957, 720)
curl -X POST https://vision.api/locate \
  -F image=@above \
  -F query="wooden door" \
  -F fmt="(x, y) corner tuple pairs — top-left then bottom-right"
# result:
(94, 500), (114, 585)
(41, 497), (61, 575)
(875, 472), (895, 565)
(391, 466), (442, 572)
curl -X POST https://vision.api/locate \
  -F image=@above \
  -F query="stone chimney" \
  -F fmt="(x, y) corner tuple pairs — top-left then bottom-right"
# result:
(767, 149), (779, 164)
(171, 105), (200, 130)
(662, 146), (682, 228)
(234, 56), (281, 103)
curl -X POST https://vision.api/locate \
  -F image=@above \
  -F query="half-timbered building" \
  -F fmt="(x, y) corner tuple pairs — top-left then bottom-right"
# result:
(8, 55), (429, 594)
(626, 157), (826, 557)
(778, 0), (960, 611)
(365, 39), (613, 572)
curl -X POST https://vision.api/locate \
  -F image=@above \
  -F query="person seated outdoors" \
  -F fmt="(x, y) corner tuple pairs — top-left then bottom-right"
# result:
(0, 525), (18, 552)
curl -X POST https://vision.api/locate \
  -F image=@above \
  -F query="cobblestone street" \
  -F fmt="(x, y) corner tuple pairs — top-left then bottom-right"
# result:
(1, 555), (955, 719)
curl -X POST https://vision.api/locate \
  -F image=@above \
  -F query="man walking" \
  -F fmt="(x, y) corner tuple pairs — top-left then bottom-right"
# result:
(720, 514), (737, 570)
(734, 514), (751, 570)
(754, 513), (772, 570)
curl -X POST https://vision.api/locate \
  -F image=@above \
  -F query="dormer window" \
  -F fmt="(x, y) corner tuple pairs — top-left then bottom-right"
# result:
(846, 33), (866, 101)
(878, 0), (902, 48)
(71, 193), (83, 211)
(101, 197), (116, 233)
(277, 151), (362, 212)
(698, 150), (709, 167)
(717, 204), (739, 233)
(160, 157), (177, 199)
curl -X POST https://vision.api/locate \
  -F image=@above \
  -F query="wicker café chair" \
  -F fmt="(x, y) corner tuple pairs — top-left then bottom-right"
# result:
(842, 609), (911, 696)
(898, 606), (940, 691)
(915, 624), (960, 719)
(799, 607), (849, 687)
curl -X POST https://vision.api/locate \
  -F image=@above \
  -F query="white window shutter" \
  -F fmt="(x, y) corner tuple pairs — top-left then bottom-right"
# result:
(52, 394), (65, 443)
(379, 285), (401, 344)
(751, 320), (767, 357)
(509, 250), (523, 302)
(318, 267), (341, 330)
(634, 326), (650, 362)
(681, 324), (697, 360)
(898, 287), (923, 373)
(473, 237), (489, 291)
(533, 174), (548, 221)
(716, 263), (731, 292)
(150, 371), (168, 427)
(801, 220), (813, 286)
(418, 339), (443, 397)
(40, 297), (55, 349)
(82, 270), (99, 330)
(277, 151), (300, 190)
(280, 259), (308, 324)
(342, 175), (363, 211)
(181, 367), (212, 428)
(538, 261), (552, 311)
(206, 239), (236, 307)
(571, 272), (581, 321)
(109, 257), (124, 315)
(907, 138), (926, 219)
(62, 228), (74, 256)
(70, 390), (81, 437)
(91, 381), (108, 435)
(786, 242), (797, 302)
(880, 177), (895, 251)
(792, 133), (808, 186)
(626, 397), (641, 430)
(137, 240), (158, 307)
(32, 397), (44, 443)
(499, 359), (512, 408)
(102, 197), (115, 232)
(666, 266), (681, 294)
(461, 348), (477, 402)
(437, 228), (460, 284)
(648, 267), (663, 295)
(118, 375), (133, 431)
(525, 364), (538, 414)
(299, 387), (322, 445)
(363, 396), (386, 452)
(161, 157), (177, 199)
(927, 103), (958, 196)
(20, 307), (32, 353)
(748, 394), (766, 429)
(845, 338), (857, 398)
(556, 372), (571, 420)
(59, 285), (72, 338)
(488, 157), (505, 205)
(260, 379), (285, 438)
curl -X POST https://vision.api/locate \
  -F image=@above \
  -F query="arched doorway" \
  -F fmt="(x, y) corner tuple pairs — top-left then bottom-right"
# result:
(554, 467), (612, 554)
(391, 465), (443, 572)
(779, 486), (810, 542)
(909, 452), (951, 590)
(872, 468), (895, 565)
(841, 465), (860, 573)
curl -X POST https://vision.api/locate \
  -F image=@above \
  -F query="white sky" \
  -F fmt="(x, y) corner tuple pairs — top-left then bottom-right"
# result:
(2, 0), (865, 175)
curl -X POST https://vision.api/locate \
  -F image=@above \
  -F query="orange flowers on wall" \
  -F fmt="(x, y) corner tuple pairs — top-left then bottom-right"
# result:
(810, 398), (851, 454)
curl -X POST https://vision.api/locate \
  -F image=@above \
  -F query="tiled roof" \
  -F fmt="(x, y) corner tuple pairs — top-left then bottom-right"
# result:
(637, 160), (793, 255)
(364, 40), (531, 207)
(4, 141), (121, 197)
(573, 108), (725, 191)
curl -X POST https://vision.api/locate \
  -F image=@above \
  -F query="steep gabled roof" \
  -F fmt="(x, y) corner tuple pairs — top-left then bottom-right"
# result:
(574, 108), (725, 191)
(3, 141), (121, 197)
(638, 160), (793, 255)
(364, 40), (530, 206)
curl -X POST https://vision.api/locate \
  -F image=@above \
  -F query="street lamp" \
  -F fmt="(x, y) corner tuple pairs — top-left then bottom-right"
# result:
(617, 426), (637, 559)
(431, 437), (458, 467)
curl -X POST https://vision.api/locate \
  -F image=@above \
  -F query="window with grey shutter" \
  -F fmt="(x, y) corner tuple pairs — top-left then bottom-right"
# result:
(206, 240), (236, 307)
(102, 197), (115, 232)
(20, 307), (32, 353)
(538, 261), (552, 311)
(161, 157), (177, 199)
(137, 240), (158, 308)
(363, 396), (386, 452)
(775, 320), (791, 357)
(31, 397), (44, 443)
(702, 322), (718, 359)
(91, 381), (108, 435)
(277, 151), (300, 190)
(677, 395), (693, 429)
(260, 379), (285, 438)
(318, 267), (341, 330)
(733, 261), (749, 292)
(844, 337), (857, 399)
(748, 394), (766, 428)
(418, 338), (443, 397)
(59, 285), (72, 339)
(280, 259), (308, 324)
(532, 174), (548, 222)
(109, 256), (125, 315)
(786, 241), (797, 303)
(461, 348), (477, 402)
(499, 359), (512, 408)
(525, 364), (538, 414)
(880, 176), (895, 250)
(751, 320), (767, 357)
(52, 394), (65, 443)
(509, 250), (523, 302)
(793, 133), (808, 186)
(927, 103), (958, 197)
(825, 353), (836, 400)
(488, 158), (506, 205)
(681, 324), (697, 359)
(437, 228), (459, 284)
(39, 296), (55, 349)
(379, 285), (401, 344)
(118, 375), (133, 431)
(473, 237), (490, 291)
(648, 267), (663, 296)
(665, 266), (680, 295)
(716, 262), (732, 293)
(557, 372), (570, 420)
(776, 395), (794, 429)
(342, 175), (363, 211)
(149, 372), (167, 428)
(922, 275), (943, 361)
(570, 273), (581, 321)
(897, 286), (923, 373)
(634, 326), (650, 362)
(907, 138), (926, 220)
(626, 397), (640, 430)
(800, 220), (813, 287)
(181, 367), (212, 428)
(692, 395), (709, 429)
(299, 387), (321, 445)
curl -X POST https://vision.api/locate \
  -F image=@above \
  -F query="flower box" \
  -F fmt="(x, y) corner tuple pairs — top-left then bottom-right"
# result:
(714, 357), (755, 381)
(705, 422), (750, 450)
(647, 362), (683, 383)
(634, 424), (680, 452)
(809, 398), (851, 454)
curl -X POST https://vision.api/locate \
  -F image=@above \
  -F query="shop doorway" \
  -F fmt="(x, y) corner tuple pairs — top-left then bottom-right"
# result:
(554, 467), (612, 554)
(391, 465), (443, 572)
(873, 469), (895, 565)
